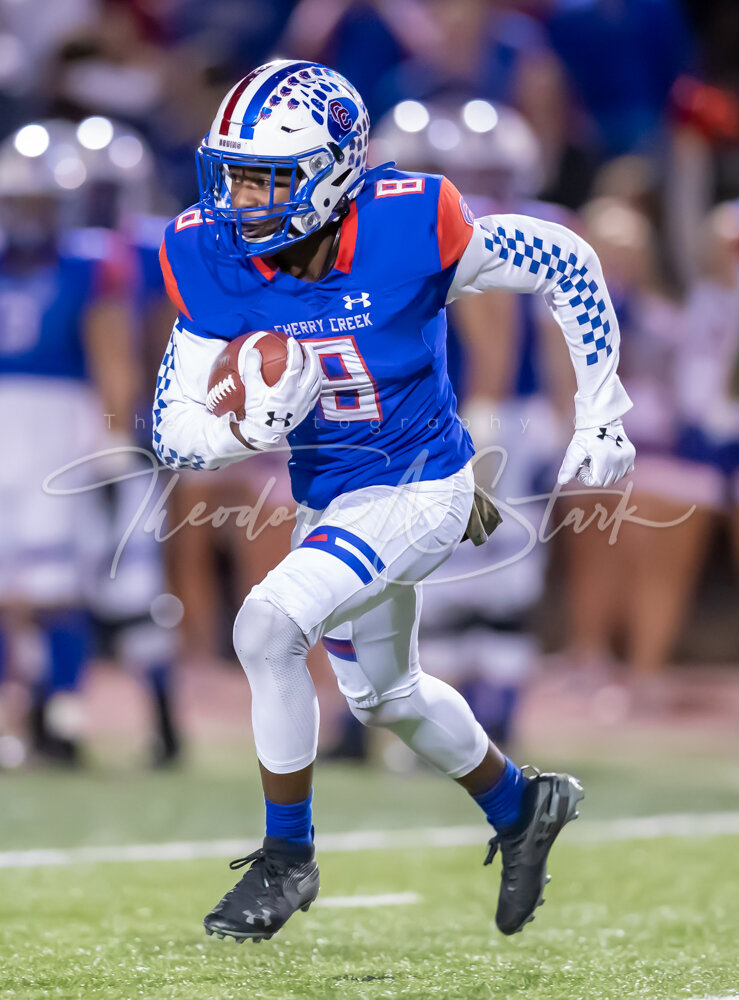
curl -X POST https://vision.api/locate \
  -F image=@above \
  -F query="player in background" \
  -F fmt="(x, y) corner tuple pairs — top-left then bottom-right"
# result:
(153, 61), (634, 940)
(74, 118), (185, 765)
(0, 120), (135, 765)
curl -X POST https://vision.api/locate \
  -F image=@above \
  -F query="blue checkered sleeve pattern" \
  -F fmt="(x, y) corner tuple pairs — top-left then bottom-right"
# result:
(481, 224), (613, 367)
(151, 319), (252, 470)
(151, 323), (208, 471)
(448, 210), (633, 428)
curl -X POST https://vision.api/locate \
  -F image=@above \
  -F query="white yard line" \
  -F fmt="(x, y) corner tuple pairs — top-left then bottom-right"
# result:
(316, 892), (420, 909)
(1, 811), (737, 871)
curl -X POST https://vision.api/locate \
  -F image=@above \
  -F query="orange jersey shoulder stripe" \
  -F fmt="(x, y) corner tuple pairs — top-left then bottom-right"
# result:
(334, 199), (358, 274)
(159, 239), (193, 321)
(437, 176), (474, 271)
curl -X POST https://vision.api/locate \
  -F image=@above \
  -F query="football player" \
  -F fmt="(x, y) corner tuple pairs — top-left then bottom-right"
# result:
(153, 61), (635, 940)
(77, 122), (184, 766)
(0, 120), (134, 763)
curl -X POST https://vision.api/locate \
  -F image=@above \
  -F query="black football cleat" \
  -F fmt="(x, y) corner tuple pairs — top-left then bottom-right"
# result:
(204, 837), (320, 943)
(484, 768), (584, 935)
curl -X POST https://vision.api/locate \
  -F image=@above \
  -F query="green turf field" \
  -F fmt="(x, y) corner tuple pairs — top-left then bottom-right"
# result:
(2, 836), (738, 1000)
(2, 748), (738, 999)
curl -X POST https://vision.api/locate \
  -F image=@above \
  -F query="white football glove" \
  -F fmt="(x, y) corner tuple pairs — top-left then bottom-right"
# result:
(237, 338), (321, 451)
(557, 419), (636, 488)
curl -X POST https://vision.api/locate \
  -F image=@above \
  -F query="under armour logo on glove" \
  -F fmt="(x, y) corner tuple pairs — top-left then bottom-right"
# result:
(265, 411), (293, 427)
(597, 427), (623, 447)
(558, 420), (635, 488)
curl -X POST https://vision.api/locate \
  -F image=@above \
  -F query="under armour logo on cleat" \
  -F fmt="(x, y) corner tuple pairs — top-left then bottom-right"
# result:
(265, 411), (293, 427)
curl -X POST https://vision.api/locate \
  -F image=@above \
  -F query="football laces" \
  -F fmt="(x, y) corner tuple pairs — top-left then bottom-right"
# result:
(206, 374), (237, 412)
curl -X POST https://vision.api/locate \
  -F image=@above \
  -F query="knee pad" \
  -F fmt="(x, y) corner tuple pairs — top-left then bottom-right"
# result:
(233, 598), (308, 677)
(233, 597), (317, 774)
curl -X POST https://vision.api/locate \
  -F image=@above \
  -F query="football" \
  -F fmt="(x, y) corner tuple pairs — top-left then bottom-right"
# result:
(205, 330), (293, 420)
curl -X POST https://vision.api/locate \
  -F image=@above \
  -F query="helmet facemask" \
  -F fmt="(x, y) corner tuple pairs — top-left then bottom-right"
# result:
(197, 141), (354, 259)
(196, 60), (370, 261)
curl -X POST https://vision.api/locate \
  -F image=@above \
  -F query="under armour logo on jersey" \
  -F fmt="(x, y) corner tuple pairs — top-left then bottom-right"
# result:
(265, 411), (293, 427)
(597, 427), (623, 446)
(343, 292), (371, 311)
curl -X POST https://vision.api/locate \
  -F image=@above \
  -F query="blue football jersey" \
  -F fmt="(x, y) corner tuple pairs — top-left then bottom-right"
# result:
(0, 228), (126, 382)
(129, 213), (168, 310)
(160, 166), (476, 508)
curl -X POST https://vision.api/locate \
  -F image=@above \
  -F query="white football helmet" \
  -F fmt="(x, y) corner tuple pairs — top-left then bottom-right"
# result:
(0, 119), (85, 198)
(0, 117), (158, 233)
(197, 60), (370, 259)
(73, 116), (156, 227)
(371, 99), (543, 203)
(0, 120), (87, 249)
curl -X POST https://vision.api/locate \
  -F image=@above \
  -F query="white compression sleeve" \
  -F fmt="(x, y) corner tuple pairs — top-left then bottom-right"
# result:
(233, 597), (319, 774)
(348, 672), (489, 780)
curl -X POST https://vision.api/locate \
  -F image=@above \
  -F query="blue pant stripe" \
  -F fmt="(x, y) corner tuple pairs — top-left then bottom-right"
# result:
(300, 525), (385, 585)
(320, 526), (386, 572)
(301, 537), (372, 584)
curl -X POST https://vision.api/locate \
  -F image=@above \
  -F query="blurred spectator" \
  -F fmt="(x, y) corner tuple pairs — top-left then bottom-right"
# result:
(666, 77), (739, 286)
(539, 0), (693, 160)
(559, 196), (738, 711)
(0, 0), (96, 131)
(48, 1), (166, 126)
(559, 197), (686, 709)
(44, 0), (204, 207)
(281, 0), (567, 190)
(151, 0), (295, 74)
(280, 0), (435, 121)
(625, 199), (739, 698)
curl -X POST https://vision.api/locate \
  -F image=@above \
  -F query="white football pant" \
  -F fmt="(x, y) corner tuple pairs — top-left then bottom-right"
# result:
(234, 461), (490, 778)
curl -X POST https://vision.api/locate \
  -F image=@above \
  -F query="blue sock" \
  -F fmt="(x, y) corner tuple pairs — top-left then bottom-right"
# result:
(265, 792), (313, 845)
(41, 608), (91, 694)
(473, 758), (525, 832)
(146, 661), (170, 696)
